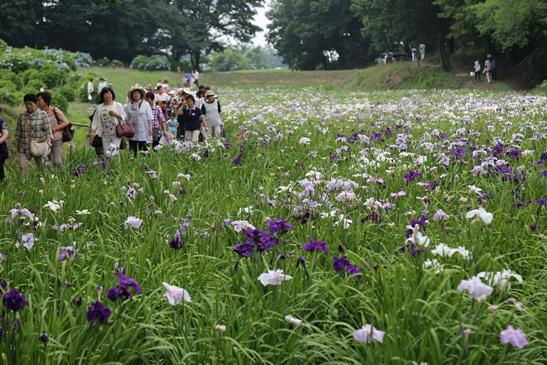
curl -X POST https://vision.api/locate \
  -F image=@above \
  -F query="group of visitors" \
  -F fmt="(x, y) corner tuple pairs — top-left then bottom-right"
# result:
(0, 92), (72, 178)
(0, 79), (223, 179)
(473, 55), (497, 83)
(88, 83), (223, 157)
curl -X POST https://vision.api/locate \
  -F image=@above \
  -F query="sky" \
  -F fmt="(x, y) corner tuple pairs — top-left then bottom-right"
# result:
(252, 4), (271, 46)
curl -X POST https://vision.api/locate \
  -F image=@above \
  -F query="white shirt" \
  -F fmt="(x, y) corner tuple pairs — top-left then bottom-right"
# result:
(98, 81), (108, 93)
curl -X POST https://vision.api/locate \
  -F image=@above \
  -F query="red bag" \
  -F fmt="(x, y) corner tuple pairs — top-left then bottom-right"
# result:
(116, 122), (135, 138)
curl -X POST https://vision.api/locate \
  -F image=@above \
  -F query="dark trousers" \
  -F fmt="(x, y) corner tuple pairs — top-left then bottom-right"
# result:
(0, 149), (7, 180)
(475, 71), (481, 81)
(129, 140), (148, 157)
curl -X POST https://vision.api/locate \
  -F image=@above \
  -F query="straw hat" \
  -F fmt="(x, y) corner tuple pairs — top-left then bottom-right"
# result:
(127, 84), (146, 101)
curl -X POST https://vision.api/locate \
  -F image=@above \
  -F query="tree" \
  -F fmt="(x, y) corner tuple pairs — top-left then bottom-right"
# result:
(168, 0), (263, 70)
(268, 0), (371, 70)
(0, 0), (44, 48)
(351, 0), (452, 69)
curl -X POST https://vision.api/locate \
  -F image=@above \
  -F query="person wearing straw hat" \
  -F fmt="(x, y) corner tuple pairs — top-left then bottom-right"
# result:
(201, 90), (223, 138)
(125, 85), (153, 156)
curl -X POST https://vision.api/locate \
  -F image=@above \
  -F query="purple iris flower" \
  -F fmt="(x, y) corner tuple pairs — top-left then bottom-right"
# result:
(233, 242), (253, 257)
(506, 148), (521, 160)
(345, 263), (362, 275)
(452, 147), (465, 160)
(257, 231), (278, 251)
(3, 289), (28, 312)
(303, 239), (329, 254)
(333, 256), (350, 272)
(107, 272), (142, 301)
(38, 332), (49, 344)
(403, 170), (421, 184)
(491, 142), (505, 156)
(538, 197), (547, 206)
(267, 218), (293, 234)
(232, 145), (244, 165)
(169, 235), (182, 250)
(86, 301), (111, 325)
(73, 163), (87, 177)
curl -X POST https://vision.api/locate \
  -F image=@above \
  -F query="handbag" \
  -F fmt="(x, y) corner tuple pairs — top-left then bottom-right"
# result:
(25, 118), (49, 157)
(53, 107), (74, 142)
(116, 122), (135, 138)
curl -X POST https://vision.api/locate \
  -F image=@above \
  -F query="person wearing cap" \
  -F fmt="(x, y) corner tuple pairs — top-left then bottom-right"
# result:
(125, 85), (153, 156)
(201, 90), (223, 138)
(90, 87), (126, 156)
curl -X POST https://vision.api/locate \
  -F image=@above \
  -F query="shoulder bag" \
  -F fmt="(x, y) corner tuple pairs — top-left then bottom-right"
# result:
(53, 107), (74, 142)
(26, 118), (49, 157)
(116, 103), (137, 138)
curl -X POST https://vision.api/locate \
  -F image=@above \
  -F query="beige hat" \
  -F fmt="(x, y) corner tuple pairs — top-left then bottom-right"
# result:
(205, 90), (215, 97)
(127, 84), (146, 101)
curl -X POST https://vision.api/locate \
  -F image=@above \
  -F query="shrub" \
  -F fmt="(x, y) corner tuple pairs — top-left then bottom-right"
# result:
(59, 84), (76, 102)
(39, 63), (67, 88)
(50, 90), (68, 112)
(22, 79), (45, 95)
(0, 80), (21, 105)
(130, 54), (171, 71)
(0, 69), (22, 89)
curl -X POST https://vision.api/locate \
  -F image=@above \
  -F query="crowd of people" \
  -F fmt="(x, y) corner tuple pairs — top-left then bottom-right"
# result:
(0, 79), (223, 180)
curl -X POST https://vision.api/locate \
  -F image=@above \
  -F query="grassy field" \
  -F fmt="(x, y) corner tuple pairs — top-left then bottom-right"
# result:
(0, 84), (545, 364)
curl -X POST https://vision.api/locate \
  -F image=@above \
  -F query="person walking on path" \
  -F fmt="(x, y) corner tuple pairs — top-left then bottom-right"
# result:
(474, 60), (481, 81)
(90, 87), (126, 156)
(15, 94), (52, 176)
(125, 85), (153, 156)
(201, 90), (223, 138)
(419, 44), (426, 61)
(37, 91), (70, 168)
(178, 94), (204, 143)
(484, 59), (492, 84)
(145, 92), (167, 148)
(87, 80), (94, 101)
(192, 69), (200, 87)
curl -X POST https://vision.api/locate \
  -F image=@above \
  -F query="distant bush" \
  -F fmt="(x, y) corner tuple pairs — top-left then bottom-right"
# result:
(95, 57), (125, 68)
(130, 55), (171, 71)
(0, 42), (98, 105)
(50, 90), (68, 112)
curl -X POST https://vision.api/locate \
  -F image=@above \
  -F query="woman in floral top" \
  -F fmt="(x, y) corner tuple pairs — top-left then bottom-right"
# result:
(90, 87), (126, 156)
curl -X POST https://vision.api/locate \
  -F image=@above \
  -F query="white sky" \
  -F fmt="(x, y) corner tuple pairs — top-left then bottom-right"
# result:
(252, 4), (271, 46)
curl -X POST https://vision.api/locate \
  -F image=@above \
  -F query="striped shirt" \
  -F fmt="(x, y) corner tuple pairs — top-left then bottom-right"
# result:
(15, 110), (52, 155)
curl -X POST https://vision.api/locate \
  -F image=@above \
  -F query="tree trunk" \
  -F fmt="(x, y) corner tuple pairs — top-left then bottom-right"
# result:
(437, 32), (451, 71)
(190, 50), (201, 70)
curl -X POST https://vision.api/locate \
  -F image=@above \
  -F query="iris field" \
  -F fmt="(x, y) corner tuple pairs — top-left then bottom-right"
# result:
(0, 88), (546, 364)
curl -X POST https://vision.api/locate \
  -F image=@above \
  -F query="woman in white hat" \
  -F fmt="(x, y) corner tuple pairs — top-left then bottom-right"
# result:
(125, 85), (153, 156)
(201, 90), (223, 138)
